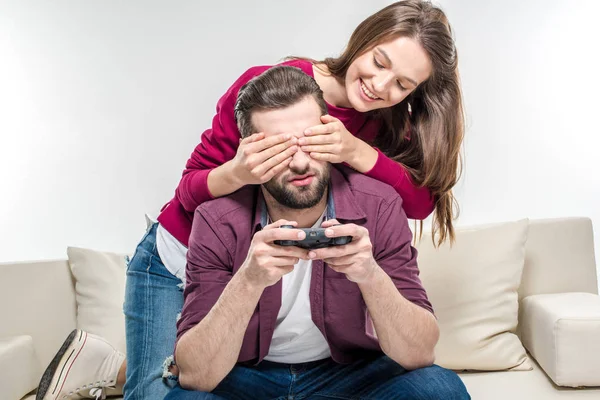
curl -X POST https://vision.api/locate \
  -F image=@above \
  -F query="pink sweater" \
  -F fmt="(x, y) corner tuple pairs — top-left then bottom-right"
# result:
(157, 60), (434, 246)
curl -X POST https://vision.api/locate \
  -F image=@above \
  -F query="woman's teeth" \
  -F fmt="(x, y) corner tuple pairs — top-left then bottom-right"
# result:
(361, 81), (380, 100)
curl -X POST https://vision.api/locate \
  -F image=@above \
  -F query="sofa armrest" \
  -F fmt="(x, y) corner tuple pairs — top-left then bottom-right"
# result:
(520, 292), (600, 387)
(0, 336), (39, 400)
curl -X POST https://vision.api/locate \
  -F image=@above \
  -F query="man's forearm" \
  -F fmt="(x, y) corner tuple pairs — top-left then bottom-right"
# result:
(176, 271), (263, 391)
(358, 266), (439, 370)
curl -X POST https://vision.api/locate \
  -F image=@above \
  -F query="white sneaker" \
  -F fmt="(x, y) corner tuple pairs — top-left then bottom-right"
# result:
(36, 330), (125, 400)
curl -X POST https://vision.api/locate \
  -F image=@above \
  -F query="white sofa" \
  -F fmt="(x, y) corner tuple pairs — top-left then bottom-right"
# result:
(1, 217), (599, 400)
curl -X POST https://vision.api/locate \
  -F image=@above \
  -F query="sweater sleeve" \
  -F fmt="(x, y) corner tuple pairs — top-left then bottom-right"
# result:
(364, 148), (435, 220)
(175, 66), (270, 212)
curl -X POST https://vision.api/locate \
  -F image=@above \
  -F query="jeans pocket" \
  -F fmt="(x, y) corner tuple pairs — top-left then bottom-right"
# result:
(125, 254), (132, 272)
(139, 222), (156, 246)
(127, 223), (158, 274)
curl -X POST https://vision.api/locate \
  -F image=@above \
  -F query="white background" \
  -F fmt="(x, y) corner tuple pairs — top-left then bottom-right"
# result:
(0, 0), (384, 260)
(1, 1), (599, 284)
(432, 0), (600, 281)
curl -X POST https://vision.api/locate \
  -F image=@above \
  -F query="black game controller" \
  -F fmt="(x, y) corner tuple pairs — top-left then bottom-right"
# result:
(274, 225), (352, 249)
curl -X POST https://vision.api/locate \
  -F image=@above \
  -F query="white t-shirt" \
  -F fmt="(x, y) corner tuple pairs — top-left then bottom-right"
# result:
(155, 223), (187, 284)
(264, 214), (331, 363)
(157, 211), (331, 363)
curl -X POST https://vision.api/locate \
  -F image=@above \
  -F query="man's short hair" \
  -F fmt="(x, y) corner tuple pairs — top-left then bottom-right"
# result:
(234, 66), (329, 138)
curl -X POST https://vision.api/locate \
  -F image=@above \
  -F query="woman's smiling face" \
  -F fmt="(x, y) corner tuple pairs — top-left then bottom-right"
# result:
(344, 36), (433, 112)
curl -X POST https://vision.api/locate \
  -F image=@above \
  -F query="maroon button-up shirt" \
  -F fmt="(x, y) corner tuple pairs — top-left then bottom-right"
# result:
(176, 165), (433, 365)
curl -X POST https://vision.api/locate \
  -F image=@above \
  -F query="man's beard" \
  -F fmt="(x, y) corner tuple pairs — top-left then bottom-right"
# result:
(263, 165), (330, 210)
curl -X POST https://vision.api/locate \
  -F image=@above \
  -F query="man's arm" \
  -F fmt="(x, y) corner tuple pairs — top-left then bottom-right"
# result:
(357, 264), (439, 369)
(176, 216), (309, 392)
(176, 270), (263, 391)
(313, 198), (438, 370)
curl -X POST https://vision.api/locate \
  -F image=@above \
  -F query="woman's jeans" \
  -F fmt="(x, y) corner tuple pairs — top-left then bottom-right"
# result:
(164, 355), (471, 400)
(124, 223), (183, 400)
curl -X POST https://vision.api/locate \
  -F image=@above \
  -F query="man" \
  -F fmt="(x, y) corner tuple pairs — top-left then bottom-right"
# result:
(167, 66), (470, 399)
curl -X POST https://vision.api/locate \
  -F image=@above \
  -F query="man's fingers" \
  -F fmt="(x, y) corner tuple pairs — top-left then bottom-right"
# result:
(309, 245), (354, 261)
(321, 219), (340, 228)
(270, 244), (310, 259)
(324, 254), (355, 266)
(262, 219), (297, 230)
(323, 223), (367, 240)
(327, 264), (354, 275)
(259, 224), (306, 243)
(270, 257), (302, 267)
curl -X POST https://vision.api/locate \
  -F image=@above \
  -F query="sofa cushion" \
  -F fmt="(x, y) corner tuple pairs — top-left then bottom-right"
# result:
(520, 292), (600, 387)
(416, 219), (531, 371)
(67, 247), (128, 355)
(458, 355), (600, 400)
(0, 336), (39, 400)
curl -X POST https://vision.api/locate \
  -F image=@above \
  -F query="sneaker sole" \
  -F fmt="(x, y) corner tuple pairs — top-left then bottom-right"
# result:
(36, 329), (87, 400)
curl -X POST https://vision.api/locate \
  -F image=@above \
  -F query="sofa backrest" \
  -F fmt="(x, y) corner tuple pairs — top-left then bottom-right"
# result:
(0, 259), (76, 375)
(520, 217), (598, 299)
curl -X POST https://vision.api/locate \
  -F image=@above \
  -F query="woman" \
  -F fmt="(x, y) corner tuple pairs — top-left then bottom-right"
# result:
(36, 1), (464, 399)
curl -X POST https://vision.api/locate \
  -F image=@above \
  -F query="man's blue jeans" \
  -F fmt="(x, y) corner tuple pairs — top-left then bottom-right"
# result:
(123, 223), (183, 400)
(165, 355), (470, 399)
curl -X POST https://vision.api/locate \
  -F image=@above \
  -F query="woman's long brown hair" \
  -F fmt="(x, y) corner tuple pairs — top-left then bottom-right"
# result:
(293, 0), (464, 246)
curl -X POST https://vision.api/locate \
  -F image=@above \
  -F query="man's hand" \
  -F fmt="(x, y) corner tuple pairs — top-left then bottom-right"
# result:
(308, 219), (378, 284)
(177, 219), (307, 392)
(240, 220), (310, 289)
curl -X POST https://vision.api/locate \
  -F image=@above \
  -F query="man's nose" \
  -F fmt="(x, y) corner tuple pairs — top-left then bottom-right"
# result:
(289, 146), (311, 172)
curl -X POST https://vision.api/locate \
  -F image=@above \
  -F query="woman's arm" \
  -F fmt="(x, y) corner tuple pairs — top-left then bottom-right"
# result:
(356, 143), (435, 220)
(175, 65), (297, 212)
(300, 115), (435, 220)
(174, 68), (259, 211)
